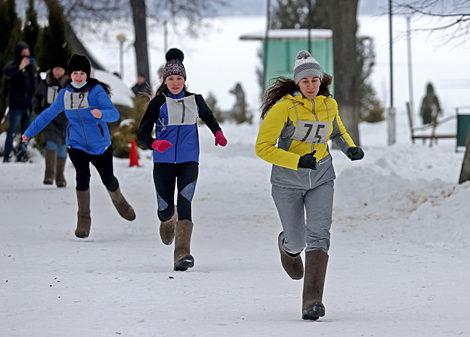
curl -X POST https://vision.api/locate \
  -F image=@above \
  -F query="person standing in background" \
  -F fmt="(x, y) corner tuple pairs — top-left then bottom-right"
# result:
(3, 41), (40, 163)
(131, 73), (151, 99)
(32, 60), (69, 187)
(420, 82), (442, 125)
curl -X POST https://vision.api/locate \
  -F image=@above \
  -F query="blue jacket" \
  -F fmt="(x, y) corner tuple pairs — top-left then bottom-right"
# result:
(24, 82), (119, 155)
(137, 89), (221, 164)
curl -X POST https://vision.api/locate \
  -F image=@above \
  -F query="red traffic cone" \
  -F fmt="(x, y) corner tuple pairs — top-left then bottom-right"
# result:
(129, 139), (140, 167)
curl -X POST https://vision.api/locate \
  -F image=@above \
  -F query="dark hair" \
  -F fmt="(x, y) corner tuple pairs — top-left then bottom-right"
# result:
(155, 82), (167, 96)
(260, 73), (333, 118)
(67, 77), (112, 96)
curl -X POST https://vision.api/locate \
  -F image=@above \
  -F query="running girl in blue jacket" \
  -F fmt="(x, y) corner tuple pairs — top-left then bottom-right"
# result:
(137, 48), (227, 271)
(22, 54), (136, 239)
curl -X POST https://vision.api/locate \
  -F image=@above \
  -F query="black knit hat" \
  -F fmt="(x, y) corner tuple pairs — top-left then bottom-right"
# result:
(163, 48), (186, 80)
(67, 54), (91, 78)
(52, 58), (68, 71)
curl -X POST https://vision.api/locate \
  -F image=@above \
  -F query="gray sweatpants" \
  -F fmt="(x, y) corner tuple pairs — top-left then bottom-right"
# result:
(272, 180), (334, 254)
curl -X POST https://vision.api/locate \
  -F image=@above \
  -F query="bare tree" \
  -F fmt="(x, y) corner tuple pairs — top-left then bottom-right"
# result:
(41, 0), (128, 70)
(394, 0), (470, 44)
(39, 0), (227, 81)
(328, 0), (361, 145)
(130, 0), (149, 81)
(395, 1), (470, 183)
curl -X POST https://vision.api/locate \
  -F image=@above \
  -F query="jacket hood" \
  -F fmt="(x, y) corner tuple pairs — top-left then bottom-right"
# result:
(45, 69), (69, 88)
(14, 42), (30, 65)
(285, 91), (326, 108)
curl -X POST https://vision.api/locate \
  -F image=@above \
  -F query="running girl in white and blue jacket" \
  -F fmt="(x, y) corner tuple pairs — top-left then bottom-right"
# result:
(137, 48), (227, 271)
(22, 54), (136, 239)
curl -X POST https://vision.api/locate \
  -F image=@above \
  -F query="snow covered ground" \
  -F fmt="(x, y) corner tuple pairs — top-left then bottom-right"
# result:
(2, 107), (470, 336)
(2, 12), (470, 337)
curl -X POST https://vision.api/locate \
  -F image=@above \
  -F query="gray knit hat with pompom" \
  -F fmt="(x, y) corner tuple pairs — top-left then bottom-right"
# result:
(293, 50), (322, 84)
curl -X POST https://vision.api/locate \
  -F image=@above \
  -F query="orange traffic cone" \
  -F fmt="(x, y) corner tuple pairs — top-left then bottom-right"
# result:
(129, 139), (140, 167)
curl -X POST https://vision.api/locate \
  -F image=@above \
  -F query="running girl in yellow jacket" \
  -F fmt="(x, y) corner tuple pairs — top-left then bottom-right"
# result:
(255, 50), (364, 321)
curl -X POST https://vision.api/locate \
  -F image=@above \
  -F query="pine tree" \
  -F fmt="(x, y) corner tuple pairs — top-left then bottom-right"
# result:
(270, 0), (330, 30)
(36, 0), (72, 72)
(21, 0), (41, 60)
(0, 0), (22, 127)
(205, 92), (224, 124)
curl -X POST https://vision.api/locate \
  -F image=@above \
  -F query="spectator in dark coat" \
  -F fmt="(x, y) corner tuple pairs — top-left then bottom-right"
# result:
(3, 41), (40, 162)
(131, 74), (151, 99)
(420, 82), (442, 125)
(32, 60), (69, 186)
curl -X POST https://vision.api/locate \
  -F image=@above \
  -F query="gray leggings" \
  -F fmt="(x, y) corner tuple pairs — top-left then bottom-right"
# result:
(272, 180), (334, 254)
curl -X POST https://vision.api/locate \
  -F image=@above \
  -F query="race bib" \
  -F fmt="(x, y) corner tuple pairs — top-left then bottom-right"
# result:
(47, 86), (60, 104)
(64, 91), (90, 110)
(291, 120), (329, 144)
(165, 95), (198, 126)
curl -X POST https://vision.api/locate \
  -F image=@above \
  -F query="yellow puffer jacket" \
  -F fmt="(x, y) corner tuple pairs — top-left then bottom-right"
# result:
(256, 92), (356, 189)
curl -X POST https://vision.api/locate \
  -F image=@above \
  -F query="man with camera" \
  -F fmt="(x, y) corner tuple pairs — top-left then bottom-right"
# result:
(3, 41), (40, 163)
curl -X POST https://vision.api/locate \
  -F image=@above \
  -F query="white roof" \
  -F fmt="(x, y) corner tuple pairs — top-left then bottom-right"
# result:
(93, 69), (135, 108)
(239, 28), (332, 41)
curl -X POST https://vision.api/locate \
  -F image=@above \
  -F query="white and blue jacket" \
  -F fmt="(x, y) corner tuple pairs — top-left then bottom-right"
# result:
(24, 82), (119, 155)
(137, 89), (221, 164)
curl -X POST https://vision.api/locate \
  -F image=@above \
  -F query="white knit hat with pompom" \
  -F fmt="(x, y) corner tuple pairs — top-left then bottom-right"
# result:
(293, 50), (322, 84)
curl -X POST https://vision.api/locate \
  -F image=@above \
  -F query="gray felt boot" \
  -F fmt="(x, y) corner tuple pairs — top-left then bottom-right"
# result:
(43, 151), (57, 185)
(278, 232), (304, 280)
(302, 250), (329, 320)
(174, 220), (194, 271)
(159, 206), (177, 245)
(108, 185), (136, 221)
(75, 189), (91, 238)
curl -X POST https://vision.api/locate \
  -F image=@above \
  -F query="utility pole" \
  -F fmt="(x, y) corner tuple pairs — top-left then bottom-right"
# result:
(387, 0), (396, 146)
(117, 34), (126, 80)
(406, 14), (415, 126)
(262, 0), (271, 93)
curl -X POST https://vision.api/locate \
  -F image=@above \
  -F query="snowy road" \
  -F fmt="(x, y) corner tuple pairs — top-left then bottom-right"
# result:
(2, 119), (470, 336)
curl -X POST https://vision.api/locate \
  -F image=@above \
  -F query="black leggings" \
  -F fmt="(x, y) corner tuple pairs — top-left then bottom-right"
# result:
(153, 162), (198, 221)
(68, 146), (119, 192)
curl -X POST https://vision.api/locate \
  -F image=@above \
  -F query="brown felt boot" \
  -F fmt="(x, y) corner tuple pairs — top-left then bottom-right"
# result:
(75, 189), (91, 238)
(55, 157), (67, 187)
(108, 185), (136, 221)
(43, 151), (57, 185)
(174, 220), (194, 271)
(302, 250), (329, 320)
(159, 206), (177, 245)
(278, 232), (304, 280)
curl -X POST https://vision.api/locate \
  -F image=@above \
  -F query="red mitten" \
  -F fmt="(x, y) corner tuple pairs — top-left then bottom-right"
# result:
(215, 130), (227, 147)
(152, 139), (173, 152)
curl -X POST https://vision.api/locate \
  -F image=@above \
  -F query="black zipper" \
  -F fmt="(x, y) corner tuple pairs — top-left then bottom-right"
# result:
(174, 125), (180, 163)
(76, 110), (89, 153)
(67, 123), (73, 140)
(97, 122), (105, 139)
(180, 100), (185, 123)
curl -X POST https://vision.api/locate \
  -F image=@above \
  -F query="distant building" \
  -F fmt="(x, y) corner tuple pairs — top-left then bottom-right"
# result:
(240, 29), (333, 91)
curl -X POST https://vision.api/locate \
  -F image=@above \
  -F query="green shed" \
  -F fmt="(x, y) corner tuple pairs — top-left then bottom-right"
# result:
(240, 29), (333, 89)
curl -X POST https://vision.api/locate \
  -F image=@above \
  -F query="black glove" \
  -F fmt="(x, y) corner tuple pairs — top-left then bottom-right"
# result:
(298, 151), (317, 170)
(347, 147), (364, 161)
